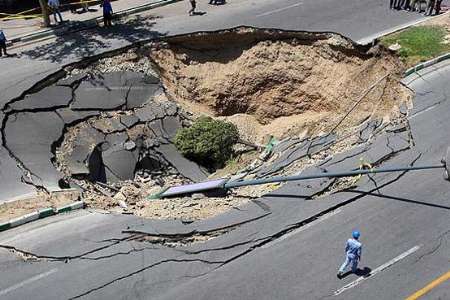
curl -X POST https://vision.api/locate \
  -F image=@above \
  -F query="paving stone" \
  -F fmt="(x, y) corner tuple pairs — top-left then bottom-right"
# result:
(10, 86), (73, 111)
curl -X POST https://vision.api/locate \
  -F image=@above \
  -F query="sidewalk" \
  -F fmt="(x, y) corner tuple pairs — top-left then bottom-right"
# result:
(0, 0), (179, 43)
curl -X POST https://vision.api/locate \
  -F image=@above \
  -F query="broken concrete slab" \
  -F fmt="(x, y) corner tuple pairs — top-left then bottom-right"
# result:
(66, 143), (92, 175)
(161, 116), (182, 141)
(120, 115), (140, 128)
(102, 145), (139, 183)
(4, 111), (66, 190)
(0, 147), (37, 202)
(9, 86), (73, 111)
(71, 73), (128, 110)
(105, 132), (128, 147)
(55, 108), (100, 124)
(57, 73), (87, 87)
(155, 144), (208, 182)
(307, 134), (336, 156)
(135, 102), (166, 122)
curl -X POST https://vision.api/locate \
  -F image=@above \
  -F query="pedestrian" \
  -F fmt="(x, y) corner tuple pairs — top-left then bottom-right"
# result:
(102, 0), (113, 27)
(48, 0), (64, 25)
(81, 0), (89, 13)
(337, 231), (362, 279)
(0, 29), (8, 58)
(390, 0), (397, 9)
(435, 0), (443, 14)
(189, 0), (196, 15)
(410, 0), (418, 11)
(425, 0), (436, 15)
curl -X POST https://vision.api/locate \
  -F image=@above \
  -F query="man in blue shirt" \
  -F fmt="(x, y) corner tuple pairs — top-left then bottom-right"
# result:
(337, 231), (362, 279)
(0, 29), (8, 57)
(103, 0), (113, 27)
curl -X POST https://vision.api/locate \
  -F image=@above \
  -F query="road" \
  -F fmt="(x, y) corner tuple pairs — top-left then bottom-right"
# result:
(0, 0), (449, 299)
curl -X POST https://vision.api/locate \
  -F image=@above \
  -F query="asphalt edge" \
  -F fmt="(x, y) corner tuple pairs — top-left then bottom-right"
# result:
(7, 0), (182, 45)
(0, 201), (85, 232)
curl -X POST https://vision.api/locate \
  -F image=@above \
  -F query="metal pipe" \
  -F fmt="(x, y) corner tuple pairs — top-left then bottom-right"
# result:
(224, 164), (444, 189)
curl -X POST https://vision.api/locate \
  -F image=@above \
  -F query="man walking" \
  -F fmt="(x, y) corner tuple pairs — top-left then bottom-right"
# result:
(189, 0), (197, 15)
(48, 0), (64, 25)
(337, 231), (362, 279)
(0, 29), (8, 57)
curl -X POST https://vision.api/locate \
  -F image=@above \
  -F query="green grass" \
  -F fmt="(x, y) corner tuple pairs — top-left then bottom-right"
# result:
(381, 25), (450, 67)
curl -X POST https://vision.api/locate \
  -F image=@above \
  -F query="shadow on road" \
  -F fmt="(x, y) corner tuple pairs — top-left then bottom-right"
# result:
(348, 190), (450, 210)
(340, 267), (372, 279)
(21, 15), (165, 63)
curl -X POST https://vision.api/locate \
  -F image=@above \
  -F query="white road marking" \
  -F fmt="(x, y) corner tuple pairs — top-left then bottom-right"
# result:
(256, 2), (303, 18)
(334, 245), (421, 296)
(262, 208), (342, 249)
(0, 268), (58, 296)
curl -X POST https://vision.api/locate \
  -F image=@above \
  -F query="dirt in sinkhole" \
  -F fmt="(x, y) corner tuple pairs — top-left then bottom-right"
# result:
(150, 28), (412, 144)
(49, 28), (413, 223)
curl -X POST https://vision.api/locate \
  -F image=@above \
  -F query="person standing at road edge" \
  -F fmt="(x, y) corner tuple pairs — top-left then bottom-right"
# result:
(337, 231), (362, 279)
(103, 0), (113, 27)
(0, 29), (8, 57)
(48, 0), (64, 25)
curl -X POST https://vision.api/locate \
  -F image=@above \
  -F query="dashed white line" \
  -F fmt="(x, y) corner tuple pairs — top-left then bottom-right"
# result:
(256, 2), (303, 18)
(262, 208), (342, 249)
(0, 268), (58, 296)
(334, 245), (421, 296)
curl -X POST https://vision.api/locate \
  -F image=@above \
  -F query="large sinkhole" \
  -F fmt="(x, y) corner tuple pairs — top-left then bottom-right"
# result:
(150, 28), (411, 143)
(44, 27), (412, 218)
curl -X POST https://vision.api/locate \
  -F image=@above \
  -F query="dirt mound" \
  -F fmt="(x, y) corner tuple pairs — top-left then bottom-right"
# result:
(150, 28), (411, 142)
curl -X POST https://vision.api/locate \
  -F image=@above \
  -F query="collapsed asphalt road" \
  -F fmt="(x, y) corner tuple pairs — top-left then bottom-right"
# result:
(0, 59), (449, 299)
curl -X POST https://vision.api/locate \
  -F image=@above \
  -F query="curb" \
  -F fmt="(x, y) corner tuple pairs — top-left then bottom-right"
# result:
(0, 201), (85, 233)
(404, 52), (450, 77)
(7, 0), (181, 46)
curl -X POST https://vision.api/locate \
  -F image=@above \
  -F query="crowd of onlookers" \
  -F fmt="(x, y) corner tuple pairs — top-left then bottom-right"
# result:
(390, 0), (444, 16)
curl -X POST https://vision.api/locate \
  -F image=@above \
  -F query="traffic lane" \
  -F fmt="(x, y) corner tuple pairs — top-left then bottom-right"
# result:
(0, 210), (143, 258)
(147, 0), (426, 41)
(154, 163), (450, 299)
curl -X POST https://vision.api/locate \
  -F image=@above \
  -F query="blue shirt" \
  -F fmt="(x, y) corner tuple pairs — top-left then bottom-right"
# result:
(0, 30), (6, 42)
(345, 238), (362, 259)
(103, 2), (113, 14)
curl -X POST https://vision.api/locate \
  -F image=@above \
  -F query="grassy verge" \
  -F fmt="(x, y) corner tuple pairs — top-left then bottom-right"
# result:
(381, 25), (450, 67)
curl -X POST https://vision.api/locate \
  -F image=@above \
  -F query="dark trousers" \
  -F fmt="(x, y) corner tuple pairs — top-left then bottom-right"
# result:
(436, 0), (442, 14)
(104, 12), (112, 26)
(0, 41), (7, 56)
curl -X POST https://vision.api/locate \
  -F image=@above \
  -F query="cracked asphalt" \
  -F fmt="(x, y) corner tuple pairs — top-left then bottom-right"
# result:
(1, 1), (450, 299)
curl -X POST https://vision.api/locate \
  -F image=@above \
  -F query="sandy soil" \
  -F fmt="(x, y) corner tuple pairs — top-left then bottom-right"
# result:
(151, 30), (411, 144)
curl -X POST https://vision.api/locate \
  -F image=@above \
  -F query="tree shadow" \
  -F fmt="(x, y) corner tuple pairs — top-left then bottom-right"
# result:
(21, 15), (166, 63)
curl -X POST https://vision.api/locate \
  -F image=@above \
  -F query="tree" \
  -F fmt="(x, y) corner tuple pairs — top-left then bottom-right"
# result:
(38, 0), (50, 27)
(174, 116), (239, 169)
